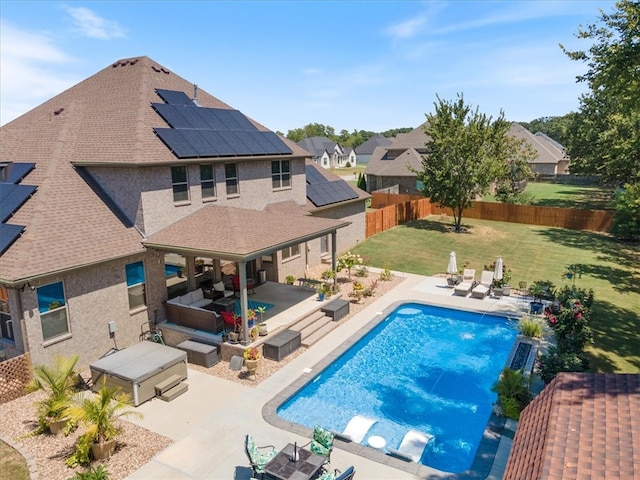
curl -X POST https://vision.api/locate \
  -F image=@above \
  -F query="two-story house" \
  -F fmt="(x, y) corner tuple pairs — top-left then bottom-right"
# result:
(0, 56), (367, 368)
(354, 134), (392, 165)
(296, 137), (356, 169)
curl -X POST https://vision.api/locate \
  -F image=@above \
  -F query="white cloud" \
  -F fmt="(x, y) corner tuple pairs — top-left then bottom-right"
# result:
(63, 6), (126, 39)
(386, 14), (427, 40)
(0, 21), (78, 125)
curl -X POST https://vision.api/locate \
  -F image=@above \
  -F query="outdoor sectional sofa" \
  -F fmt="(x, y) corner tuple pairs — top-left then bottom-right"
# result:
(165, 288), (224, 334)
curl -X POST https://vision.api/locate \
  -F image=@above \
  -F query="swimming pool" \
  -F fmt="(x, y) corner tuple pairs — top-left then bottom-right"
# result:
(164, 264), (181, 277)
(276, 303), (517, 473)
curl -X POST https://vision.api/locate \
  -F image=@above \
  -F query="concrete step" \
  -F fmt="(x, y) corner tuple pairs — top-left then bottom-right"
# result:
(159, 382), (188, 402)
(290, 310), (326, 332)
(299, 315), (333, 339)
(302, 320), (339, 347)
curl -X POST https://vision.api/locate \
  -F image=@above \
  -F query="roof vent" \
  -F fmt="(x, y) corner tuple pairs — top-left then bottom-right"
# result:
(193, 84), (199, 106)
(151, 65), (170, 74)
(53, 108), (64, 116)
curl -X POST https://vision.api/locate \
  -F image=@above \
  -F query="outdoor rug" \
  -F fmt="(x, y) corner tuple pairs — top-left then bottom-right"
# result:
(233, 300), (274, 316)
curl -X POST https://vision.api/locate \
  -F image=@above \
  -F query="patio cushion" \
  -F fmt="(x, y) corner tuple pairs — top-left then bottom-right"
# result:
(191, 298), (212, 308)
(180, 292), (194, 305)
(213, 281), (226, 292)
(191, 288), (205, 303)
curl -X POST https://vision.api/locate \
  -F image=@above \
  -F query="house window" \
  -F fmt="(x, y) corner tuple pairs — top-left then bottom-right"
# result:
(171, 166), (189, 202)
(126, 261), (147, 310)
(320, 235), (329, 255)
(0, 287), (13, 341)
(282, 244), (300, 260)
(200, 164), (216, 199)
(37, 282), (69, 341)
(225, 163), (239, 196)
(272, 160), (291, 189)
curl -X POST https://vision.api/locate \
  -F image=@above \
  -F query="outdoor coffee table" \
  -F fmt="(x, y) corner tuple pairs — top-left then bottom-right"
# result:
(212, 296), (236, 313)
(264, 443), (324, 480)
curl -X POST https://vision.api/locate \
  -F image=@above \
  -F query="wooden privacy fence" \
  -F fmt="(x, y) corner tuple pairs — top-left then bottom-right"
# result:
(366, 192), (613, 237)
(0, 353), (31, 405)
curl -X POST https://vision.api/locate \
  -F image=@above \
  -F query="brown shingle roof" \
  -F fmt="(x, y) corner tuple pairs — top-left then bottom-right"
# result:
(504, 372), (640, 480)
(0, 56), (308, 282)
(143, 204), (349, 261)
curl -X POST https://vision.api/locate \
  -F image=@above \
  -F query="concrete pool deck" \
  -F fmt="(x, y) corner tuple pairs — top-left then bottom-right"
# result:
(126, 271), (527, 479)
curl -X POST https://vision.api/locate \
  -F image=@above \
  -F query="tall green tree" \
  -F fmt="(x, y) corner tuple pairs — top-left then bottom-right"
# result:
(414, 94), (526, 232)
(561, 0), (640, 185)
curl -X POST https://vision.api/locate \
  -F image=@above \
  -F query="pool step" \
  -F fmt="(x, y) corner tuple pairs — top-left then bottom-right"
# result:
(290, 310), (326, 333)
(301, 320), (339, 347)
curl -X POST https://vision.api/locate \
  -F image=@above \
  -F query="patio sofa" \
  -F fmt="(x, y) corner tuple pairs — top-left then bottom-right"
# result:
(165, 288), (224, 334)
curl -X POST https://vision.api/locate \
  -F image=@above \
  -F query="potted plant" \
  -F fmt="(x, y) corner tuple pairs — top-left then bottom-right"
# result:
(486, 261), (512, 296)
(243, 347), (261, 379)
(529, 282), (545, 314)
(65, 378), (142, 466)
(285, 275), (296, 285)
(26, 354), (79, 435)
(316, 284), (326, 302)
(349, 281), (365, 303)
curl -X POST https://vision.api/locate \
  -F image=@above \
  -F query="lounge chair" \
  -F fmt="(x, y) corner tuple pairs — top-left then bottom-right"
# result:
(387, 429), (434, 463)
(453, 269), (475, 296)
(332, 415), (377, 443)
(471, 270), (494, 299)
(316, 465), (356, 480)
(212, 281), (234, 298)
(244, 434), (277, 478)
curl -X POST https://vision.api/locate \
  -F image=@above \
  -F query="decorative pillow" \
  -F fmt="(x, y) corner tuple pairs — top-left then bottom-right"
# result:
(313, 425), (334, 449)
(191, 288), (204, 302)
(310, 440), (330, 458)
(213, 281), (226, 292)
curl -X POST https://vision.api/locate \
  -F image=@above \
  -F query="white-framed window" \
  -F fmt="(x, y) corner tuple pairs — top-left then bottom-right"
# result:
(320, 235), (329, 255)
(0, 287), (14, 342)
(225, 163), (239, 196)
(126, 261), (147, 310)
(171, 166), (189, 202)
(271, 160), (291, 189)
(200, 164), (216, 199)
(282, 244), (301, 260)
(37, 282), (69, 341)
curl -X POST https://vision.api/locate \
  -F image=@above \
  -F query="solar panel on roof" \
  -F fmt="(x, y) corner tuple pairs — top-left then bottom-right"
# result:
(0, 223), (24, 255)
(152, 89), (292, 158)
(155, 129), (199, 158)
(0, 183), (37, 223)
(0, 163), (35, 183)
(155, 89), (194, 105)
(305, 165), (325, 185)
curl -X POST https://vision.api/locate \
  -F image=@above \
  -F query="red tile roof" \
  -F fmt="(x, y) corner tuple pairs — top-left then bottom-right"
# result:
(504, 372), (640, 480)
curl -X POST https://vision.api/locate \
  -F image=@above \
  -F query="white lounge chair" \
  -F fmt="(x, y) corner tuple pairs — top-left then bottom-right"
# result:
(453, 269), (475, 296)
(333, 415), (377, 443)
(387, 429), (434, 463)
(471, 270), (494, 299)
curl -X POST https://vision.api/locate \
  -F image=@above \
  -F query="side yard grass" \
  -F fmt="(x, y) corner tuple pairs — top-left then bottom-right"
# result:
(482, 182), (613, 210)
(351, 215), (640, 373)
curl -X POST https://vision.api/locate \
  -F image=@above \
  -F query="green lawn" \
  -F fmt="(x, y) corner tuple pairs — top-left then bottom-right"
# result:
(483, 183), (614, 210)
(351, 216), (640, 373)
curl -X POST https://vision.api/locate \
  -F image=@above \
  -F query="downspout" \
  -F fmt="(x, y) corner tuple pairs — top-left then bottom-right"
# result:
(331, 232), (337, 292)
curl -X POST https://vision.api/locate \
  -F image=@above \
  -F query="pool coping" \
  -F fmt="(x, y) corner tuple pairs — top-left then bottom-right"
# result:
(263, 299), (516, 480)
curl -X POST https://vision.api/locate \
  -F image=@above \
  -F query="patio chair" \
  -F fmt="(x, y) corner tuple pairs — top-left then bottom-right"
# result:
(332, 415), (377, 443)
(212, 281), (234, 299)
(244, 434), (278, 479)
(453, 269), (475, 296)
(220, 310), (239, 333)
(316, 465), (356, 480)
(232, 275), (256, 295)
(471, 270), (494, 299)
(303, 425), (334, 464)
(387, 429), (434, 463)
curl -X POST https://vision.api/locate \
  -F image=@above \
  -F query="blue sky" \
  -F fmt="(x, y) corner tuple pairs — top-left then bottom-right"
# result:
(1, 1), (615, 133)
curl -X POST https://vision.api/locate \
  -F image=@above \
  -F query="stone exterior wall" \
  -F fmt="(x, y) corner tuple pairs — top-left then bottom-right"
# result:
(367, 175), (421, 196)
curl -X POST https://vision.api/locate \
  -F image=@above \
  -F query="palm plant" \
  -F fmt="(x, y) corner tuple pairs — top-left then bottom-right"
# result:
(26, 354), (79, 434)
(65, 378), (142, 466)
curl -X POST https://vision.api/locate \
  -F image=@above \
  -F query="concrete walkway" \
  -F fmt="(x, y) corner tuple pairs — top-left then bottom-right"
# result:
(126, 271), (525, 479)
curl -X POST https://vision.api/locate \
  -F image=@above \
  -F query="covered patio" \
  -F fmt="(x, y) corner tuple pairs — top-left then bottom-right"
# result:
(144, 204), (350, 345)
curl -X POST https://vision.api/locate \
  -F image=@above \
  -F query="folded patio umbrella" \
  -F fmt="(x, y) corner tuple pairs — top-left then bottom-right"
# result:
(447, 251), (457, 276)
(494, 257), (504, 283)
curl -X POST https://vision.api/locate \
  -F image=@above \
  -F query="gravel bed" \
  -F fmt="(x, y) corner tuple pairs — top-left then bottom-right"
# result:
(0, 268), (405, 479)
(0, 390), (172, 480)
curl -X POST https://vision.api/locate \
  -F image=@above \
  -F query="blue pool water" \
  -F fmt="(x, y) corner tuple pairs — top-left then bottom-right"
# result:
(165, 264), (181, 277)
(277, 303), (517, 473)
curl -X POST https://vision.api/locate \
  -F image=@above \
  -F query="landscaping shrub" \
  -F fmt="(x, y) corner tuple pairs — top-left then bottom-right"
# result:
(610, 182), (640, 242)
(518, 316), (543, 338)
(538, 346), (589, 384)
(321, 269), (336, 280)
(491, 368), (531, 420)
(545, 300), (593, 353)
(67, 464), (110, 480)
(555, 285), (594, 309)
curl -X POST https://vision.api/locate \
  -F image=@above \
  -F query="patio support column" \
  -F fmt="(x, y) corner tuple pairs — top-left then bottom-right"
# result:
(185, 255), (197, 292)
(331, 231), (337, 292)
(238, 261), (249, 345)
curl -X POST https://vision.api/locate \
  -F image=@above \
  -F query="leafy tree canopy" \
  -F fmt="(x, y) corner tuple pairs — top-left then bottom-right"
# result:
(560, 0), (640, 185)
(518, 114), (574, 147)
(284, 124), (412, 149)
(413, 94), (535, 232)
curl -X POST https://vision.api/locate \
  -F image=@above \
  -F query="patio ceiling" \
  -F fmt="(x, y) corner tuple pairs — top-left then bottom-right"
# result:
(143, 204), (350, 262)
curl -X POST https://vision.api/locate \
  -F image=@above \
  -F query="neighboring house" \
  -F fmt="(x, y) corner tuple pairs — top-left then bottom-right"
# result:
(296, 137), (355, 169)
(0, 56), (366, 368)
(354, 134), (392, 165)
(509, 123), (569, 176)
(504, 372), (640, 480)
(364, 122), (568, 194)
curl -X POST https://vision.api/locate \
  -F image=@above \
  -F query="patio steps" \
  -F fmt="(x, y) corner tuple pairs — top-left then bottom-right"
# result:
(290, 310), (339, 347)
